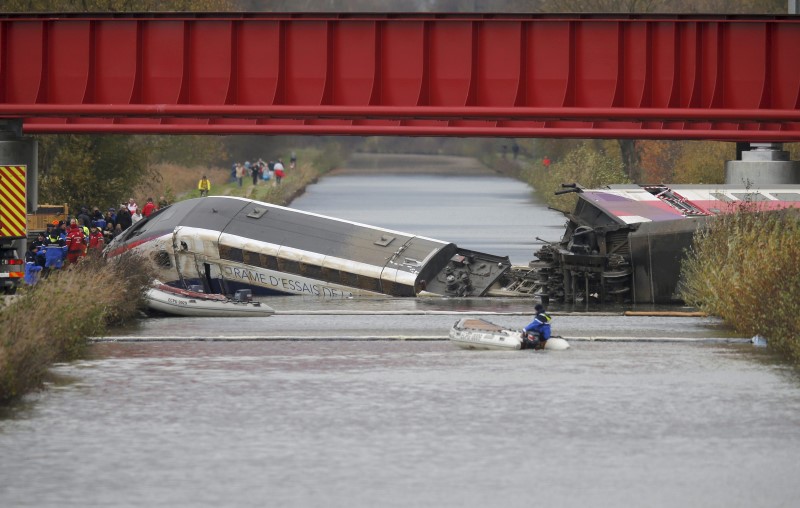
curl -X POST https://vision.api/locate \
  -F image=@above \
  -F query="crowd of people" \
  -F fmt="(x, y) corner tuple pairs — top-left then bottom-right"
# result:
(24, 196), (168, 282)
(228, 153), (296, 190)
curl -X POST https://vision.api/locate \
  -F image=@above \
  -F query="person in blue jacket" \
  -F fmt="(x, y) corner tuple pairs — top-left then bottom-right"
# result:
(521, 304), (552, 350)
(43, 230), (66, 275)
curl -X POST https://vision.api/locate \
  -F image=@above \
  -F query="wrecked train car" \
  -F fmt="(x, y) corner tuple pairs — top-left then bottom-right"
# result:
(526, 184), (800, 304)
(105, 196), (511, 298)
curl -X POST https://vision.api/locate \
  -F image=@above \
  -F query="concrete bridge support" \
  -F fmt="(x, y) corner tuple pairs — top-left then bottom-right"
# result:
(725, 143), (800, 186)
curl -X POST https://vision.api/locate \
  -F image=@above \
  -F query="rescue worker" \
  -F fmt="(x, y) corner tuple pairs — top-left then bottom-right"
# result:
(80, 220), (91, 242)
(521, 304), (552, 350)
(30, 233), (47, 267)
(65, 219), (87, 265)
(43, 227), (66, 274)
(56, 221), (68, 240)
(87, 226), (105, 255)
(198, 175), (212, 197)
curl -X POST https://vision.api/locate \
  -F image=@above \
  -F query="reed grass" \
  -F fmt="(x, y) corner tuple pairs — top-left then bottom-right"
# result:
(135, 163), (230, 204)
(680, 206), (800, 362)
(0, 253), (153, 402)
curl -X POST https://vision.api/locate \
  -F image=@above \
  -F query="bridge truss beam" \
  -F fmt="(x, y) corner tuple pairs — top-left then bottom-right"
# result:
(1, 13), (799, 140)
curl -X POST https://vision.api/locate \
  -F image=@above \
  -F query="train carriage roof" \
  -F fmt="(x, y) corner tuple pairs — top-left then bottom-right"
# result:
(114, 196), (450, 271)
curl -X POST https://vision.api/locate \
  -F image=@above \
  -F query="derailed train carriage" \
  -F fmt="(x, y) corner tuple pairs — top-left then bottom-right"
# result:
(519, 183), (800, 304)
(105, 196), (511, 298)
(104, 184), (800, 304)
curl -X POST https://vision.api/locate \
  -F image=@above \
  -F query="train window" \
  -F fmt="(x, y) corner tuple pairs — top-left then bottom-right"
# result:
(243, 250), (260, 266)
(770, 193), (800, 201)
(394, 284), (415, 297)
(153, 251), (171, 268)
(710, 192), (734, 203)
(219, 245), (243, 262)
(382, 279), (415, 297)
(358, 275), (380, 292)
(300, 263), (322, 278)
(731, 192), (769, 202)
(321, 267), (340, 281)
(260, 254), (279, 270)
(340, 271), (359, 286)
(278, 258), (300, 275)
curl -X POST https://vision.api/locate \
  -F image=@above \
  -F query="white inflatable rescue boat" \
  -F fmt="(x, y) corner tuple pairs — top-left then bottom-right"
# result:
(449, 317), (570, 351)
(145, 281), (275, 318)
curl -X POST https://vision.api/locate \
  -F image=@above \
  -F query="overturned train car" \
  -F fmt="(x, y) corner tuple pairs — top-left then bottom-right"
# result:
(525, 184), (800, 304)
(106, 196), (510, 298)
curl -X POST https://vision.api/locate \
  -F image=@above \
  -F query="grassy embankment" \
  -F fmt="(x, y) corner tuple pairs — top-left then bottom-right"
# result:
(0, 254), (153, 402)
(680, 207), (800, 362)
(141, 145), (347, 206)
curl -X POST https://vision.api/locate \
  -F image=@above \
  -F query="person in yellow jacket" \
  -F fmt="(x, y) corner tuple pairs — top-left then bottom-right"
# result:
(198, 175), (211, 197)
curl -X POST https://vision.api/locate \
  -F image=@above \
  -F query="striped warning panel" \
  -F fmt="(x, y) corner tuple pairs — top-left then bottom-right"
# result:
(0, 165), (27, 238)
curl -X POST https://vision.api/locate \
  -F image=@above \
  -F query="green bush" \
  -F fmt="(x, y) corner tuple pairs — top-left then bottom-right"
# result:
(524, 143), (631, 211)
(680, 208), (800, 362)
(0, 254), (153, 402)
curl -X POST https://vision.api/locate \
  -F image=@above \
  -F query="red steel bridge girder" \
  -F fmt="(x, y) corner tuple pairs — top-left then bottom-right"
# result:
(1, 13), (799, 141)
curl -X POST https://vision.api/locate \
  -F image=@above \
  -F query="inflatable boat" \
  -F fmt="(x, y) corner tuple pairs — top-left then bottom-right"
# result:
(449, 317), (570, 351)
(145, 280), (275, 317)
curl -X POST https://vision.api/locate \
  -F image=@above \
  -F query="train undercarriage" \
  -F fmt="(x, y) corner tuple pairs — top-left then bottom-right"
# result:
(495, 181), (799, 305)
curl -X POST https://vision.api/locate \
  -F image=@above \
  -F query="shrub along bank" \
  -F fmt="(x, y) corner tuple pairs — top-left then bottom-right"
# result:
(680, 208), (800, 363)
(0, 254), (153, 402)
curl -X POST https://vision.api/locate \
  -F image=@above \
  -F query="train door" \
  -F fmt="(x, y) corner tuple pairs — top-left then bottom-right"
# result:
(202, 262), (227, 294)
(172, 227), (226, 293)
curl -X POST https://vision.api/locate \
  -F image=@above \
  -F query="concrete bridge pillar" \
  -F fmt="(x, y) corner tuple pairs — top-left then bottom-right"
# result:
(725, 142), (800, 186)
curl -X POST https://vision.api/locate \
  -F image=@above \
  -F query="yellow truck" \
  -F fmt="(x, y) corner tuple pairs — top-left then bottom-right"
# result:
(0, 165), (27, 293)
(27, 203), (69, 237)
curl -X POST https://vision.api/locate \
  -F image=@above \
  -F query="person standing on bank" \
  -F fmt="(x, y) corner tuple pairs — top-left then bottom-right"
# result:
(198, 175), (211, 197)
(126, 198), (138, 217)
(142, 197), (157, 217)
(250, 161), (260, 186)
(65, 219), (87, 265)
(235, 163), (246, 187)
(273, 158), (285, 186)
(521, 304), (552, 350)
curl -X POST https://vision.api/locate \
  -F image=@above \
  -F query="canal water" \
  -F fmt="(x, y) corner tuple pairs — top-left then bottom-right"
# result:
(2, 154), (800, 508)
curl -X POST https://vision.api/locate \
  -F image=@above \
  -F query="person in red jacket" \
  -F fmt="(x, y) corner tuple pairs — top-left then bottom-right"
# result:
(87, 226), (105, 255)
(65, 220), (87, 264)
(142, 197), (157, 217)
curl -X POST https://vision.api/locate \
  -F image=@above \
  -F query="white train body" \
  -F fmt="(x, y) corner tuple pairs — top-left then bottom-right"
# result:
(106, 196), (511, 298)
